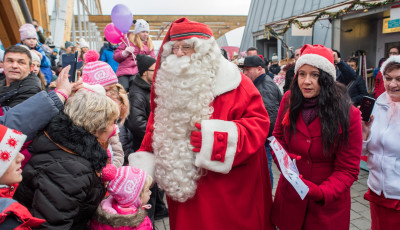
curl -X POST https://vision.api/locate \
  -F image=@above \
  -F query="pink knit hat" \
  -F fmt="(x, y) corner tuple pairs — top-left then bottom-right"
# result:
(105, 166), (147, 208)
(19, 24), (37, 41)
(82, 50), (118, 87)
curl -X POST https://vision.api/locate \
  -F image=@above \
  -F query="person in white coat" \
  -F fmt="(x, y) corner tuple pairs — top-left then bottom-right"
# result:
(362, 55), (400, 230)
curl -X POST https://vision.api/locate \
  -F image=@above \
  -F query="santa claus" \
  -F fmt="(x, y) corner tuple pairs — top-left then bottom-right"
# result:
(129, 18), (274, 230)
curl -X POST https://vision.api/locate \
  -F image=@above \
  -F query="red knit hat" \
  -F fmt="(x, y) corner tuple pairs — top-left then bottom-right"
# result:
(0, 125), (27, 178)
(295, 44), (336, 80)
(169, 18), (213, 41)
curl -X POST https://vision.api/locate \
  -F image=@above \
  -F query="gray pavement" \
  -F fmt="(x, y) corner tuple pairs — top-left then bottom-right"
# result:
(154, 163), (371, 230)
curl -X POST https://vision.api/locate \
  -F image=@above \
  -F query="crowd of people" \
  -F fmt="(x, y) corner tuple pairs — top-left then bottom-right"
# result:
(0, 16), (399, 230)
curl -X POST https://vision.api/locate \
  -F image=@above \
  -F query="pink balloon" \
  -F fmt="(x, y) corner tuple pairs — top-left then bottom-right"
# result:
(104, 23), (124, 44)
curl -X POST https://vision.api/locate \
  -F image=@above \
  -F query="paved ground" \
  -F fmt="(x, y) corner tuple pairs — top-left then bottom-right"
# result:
(154, 163), (371, 230)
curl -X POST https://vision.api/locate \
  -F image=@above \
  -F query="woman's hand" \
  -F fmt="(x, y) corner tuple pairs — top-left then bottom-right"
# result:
(55, 65), (72, 103)
(362, 115), (374, 141)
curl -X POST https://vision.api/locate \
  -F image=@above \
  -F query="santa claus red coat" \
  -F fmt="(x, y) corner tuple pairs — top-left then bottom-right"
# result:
(136, 71), (274, 230)
(271, 92), (363, 230)
(129, 17), (274, 230)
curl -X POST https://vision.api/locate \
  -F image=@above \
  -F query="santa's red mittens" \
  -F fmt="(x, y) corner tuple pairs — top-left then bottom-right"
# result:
(190, 123), (202, 152)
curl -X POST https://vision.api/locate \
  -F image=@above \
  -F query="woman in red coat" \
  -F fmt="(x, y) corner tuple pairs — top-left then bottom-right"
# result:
(271, 44), (363, 230)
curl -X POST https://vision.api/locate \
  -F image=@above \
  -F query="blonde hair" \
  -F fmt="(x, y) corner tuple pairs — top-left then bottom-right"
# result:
(107, 83), (130, 124)
(140, 175), (153, 204)
(129, 32), (154, 51)
(64, 90), (120, 135)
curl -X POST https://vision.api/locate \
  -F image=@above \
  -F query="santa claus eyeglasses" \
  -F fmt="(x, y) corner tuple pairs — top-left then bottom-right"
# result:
(171, 45), (194, 54)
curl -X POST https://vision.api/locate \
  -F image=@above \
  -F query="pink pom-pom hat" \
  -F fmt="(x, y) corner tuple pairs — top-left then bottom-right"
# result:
(82, 50), (118, 87)
(107, 166), (147, 208)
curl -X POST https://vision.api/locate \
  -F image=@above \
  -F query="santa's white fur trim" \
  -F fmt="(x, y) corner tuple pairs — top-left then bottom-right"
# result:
(380, 55), (400, 76)
(195, 119), (238, 174)
(213, 57), (241, 96)
(128, 151), (155, 178)
(295, 53), (336, 80)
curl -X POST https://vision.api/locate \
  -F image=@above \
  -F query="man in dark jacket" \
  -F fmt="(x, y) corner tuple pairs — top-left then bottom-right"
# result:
(0, 46), (41, 108)
(125, 54), (168, 222)
(346, 57), (368, 106)
(242, 55), (282, 187)
(332, 49), (357, 86)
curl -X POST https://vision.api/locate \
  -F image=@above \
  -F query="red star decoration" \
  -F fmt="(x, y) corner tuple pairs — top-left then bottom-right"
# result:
(0, 151), (11, 161)
(7, 138), (18, 148)
(12, 129), (22, 135)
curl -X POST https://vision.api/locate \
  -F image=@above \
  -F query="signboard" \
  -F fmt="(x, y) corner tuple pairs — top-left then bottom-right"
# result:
(383, 18), (400, 34)
(388, 18), (400, 29)
(291, 24), (313, 36)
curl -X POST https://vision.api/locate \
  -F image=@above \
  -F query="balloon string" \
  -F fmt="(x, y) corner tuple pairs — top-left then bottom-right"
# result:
(120, 34), (136, 63)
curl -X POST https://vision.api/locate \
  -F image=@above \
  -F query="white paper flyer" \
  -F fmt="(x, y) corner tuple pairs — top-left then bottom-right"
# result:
(268, 136), (309, 200)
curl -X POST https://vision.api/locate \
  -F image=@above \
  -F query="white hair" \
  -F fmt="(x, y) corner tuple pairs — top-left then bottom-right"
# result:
(152, 37), (221, 202)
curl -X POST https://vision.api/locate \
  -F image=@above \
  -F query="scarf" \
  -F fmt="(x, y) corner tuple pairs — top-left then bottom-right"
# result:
(302, 97), (319, 126)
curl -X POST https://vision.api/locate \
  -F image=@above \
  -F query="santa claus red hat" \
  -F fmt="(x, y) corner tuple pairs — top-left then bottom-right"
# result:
(168, 18), (213, 41)
(295, 44), (336, 80)
(0, 124), (27, 178)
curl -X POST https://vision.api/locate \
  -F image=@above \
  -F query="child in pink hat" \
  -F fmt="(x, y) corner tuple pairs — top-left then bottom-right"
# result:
(91, 165), (153, 230)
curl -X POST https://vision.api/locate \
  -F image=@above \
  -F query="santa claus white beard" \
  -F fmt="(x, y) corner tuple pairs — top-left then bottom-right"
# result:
(152, 54), (215, 202)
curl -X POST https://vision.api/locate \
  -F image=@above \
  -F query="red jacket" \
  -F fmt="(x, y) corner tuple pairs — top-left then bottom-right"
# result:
(271, 92), (363, 230)
(138, 73), (274, 230)
(0, 197), (45, 230)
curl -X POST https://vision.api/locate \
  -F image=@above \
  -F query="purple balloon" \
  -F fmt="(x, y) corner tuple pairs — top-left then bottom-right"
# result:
(104, 23), (124, 44)
(111, 4), (133, 33)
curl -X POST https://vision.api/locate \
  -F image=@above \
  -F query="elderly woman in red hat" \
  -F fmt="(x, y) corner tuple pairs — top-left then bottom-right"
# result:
(271, 44), (363, 230)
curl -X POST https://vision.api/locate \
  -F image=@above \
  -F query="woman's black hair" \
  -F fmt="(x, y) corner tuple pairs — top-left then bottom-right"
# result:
(287, 68), (351, 155)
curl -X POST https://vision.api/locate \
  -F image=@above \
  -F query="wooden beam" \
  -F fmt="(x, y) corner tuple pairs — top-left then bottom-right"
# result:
(95, 0), (102, 15)
(0, 0), (26, 48)
(63, 0), (75, 42)
(26, 0), (50, 36)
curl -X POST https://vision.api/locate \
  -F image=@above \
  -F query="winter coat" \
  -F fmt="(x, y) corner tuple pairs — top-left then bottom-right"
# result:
(253, 73), (282, 137)
(336, 59), (357, 86)
(90, 197), (153, 230)
(16, 43), (52, 85)
(113, 37), (155, 77)
(269, 64), (281, 75)
(14, 113), (108, 230)
(135, 59), (274, 229)
(0, 91), (63, 141)
(362, 92), (400, 200)
(119, 124), (134, 164)
(125, 76), (151, 152)
(0, 72), (41, 108)
(0, 184), (17, 199)
(271, 92), (363, 230)
(101, 46), (119, 73)
(348, 75), (368, 107)
(0, 198), (45, 229)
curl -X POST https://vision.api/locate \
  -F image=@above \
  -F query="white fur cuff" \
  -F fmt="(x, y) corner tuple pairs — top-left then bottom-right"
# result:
(128, 151), (155, 178)
(194, 120), (238, 174)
